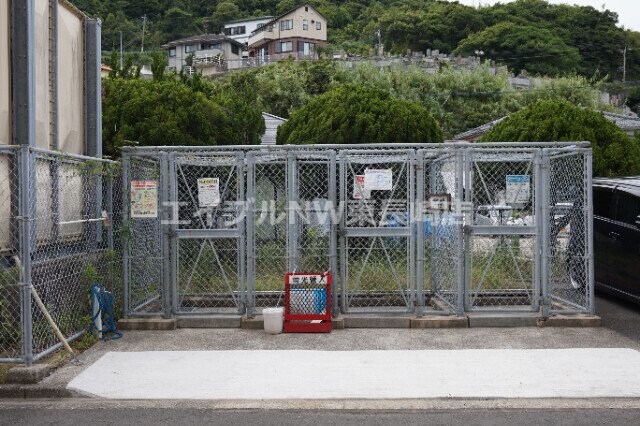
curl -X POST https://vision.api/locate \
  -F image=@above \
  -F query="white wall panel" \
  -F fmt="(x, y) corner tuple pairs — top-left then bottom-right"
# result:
(57, 3), (84, 155)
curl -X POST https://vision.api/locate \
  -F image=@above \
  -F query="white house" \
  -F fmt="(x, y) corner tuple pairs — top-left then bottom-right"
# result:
(224, 16), (274, 48)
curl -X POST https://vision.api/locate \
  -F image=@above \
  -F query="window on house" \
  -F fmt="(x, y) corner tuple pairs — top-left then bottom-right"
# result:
(169, 47), (176, 57)
(305, 6), (309, 12)
(316, 21), (321, 30)
(231, 44), (240, 55)
(280, 19), (293, 31)
(303, 19), (308, 30)
(277, 41), (293, 52)
(224, 28), (232, 36)
(185, 44), (195, 53)
(299, 42), (315, 55)
(237, 26), (246, 34)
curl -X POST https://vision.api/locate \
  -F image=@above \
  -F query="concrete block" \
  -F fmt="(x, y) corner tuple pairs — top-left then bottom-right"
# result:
(332, 317), (345, 330)
(177, 316), (241, 328)
(5, 364), (51, 384)
(538, 315), (601, 328)
(468, 314), (538, 328)
(410, 316), (468, 329)
(117, 318), (177, 331)
(241, 316), (264, 330)
(343, 316), (410, 328)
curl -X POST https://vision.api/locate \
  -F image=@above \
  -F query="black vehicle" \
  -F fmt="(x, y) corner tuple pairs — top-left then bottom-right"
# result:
(593, 177), (640, 305)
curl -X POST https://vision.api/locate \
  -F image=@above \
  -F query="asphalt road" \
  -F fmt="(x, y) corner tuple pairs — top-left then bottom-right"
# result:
(1, 406), (640, 425)
(595, 292), (640, 342)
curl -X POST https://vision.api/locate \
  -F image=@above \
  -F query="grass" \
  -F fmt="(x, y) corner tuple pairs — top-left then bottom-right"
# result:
(0, 331), (98, 384)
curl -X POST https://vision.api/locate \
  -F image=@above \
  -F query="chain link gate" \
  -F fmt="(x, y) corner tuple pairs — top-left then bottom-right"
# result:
(339, 150), (415, 314)
(464, 148), (541, 311)
(544, 147), (593, 315)
(169, 152), (245, 315)
(122, 154), (166, 317)
(417, 149), (464, 315)
(246, 151), (336, 317)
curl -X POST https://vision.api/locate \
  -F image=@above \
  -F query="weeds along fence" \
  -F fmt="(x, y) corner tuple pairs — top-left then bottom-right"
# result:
(0, 146), (121, 366)
(122, 143), (594, 319)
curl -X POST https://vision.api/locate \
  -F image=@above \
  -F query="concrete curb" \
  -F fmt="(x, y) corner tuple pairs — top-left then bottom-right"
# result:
(117, 318), (177, 331)
(343, 317), (411, 328)
(177, 316), (242, 328)
(0, 384), (81, 399)
(537, 315), (601, 328)
(411, 316), (469, 328)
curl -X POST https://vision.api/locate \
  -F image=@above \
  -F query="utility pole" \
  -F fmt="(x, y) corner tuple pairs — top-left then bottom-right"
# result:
(623, 46), (627, 83)
(119, 31), (123, 70)
(141, 15), (147, 53)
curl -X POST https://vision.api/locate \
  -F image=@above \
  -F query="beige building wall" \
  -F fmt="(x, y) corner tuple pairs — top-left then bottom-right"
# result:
(57, 2), (84, 155)
(0, 0), (10, 146)
(35, 0), (52, 150)
(0, 1), (11, 251)
(249, 6), (327, 46)
(279, 7), (327, 40)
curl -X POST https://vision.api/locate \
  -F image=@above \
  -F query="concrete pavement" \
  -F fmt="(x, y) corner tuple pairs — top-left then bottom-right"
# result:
(0, 294), (638, 402)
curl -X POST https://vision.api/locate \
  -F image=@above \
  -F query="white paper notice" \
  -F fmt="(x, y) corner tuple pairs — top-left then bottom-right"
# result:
(364, 169), (393, 191)
(198, 177), (220, 207)
(505, 175), (530, 204)
(352, 175), (370, 199)
(130, 181), (158, 218)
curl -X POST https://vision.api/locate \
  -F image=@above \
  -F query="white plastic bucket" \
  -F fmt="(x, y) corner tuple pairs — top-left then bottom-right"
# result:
(263, 307), (284, 335)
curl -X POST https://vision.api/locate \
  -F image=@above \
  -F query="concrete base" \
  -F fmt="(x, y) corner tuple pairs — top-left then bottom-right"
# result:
(241, 316), (345, 330)
(467, 314), (539, 328)
(538, 315), (601, 328)
(343, 316), (410, 328)
(117, 318), (177, 331)
(241, 316), (264, 330)
(411, 316), (469, 329)
(5, 364), (51, 384)
(177, 316), (241, 328)
(120, 313), (600, 330)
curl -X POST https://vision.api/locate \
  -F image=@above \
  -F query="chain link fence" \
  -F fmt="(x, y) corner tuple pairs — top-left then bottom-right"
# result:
(120, 143), (593, 321)
(1, 146), (120, 365)
(1, 143), (593, 365)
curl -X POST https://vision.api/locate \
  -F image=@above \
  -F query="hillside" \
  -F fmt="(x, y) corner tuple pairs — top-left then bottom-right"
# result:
(72, 0), (640, 79)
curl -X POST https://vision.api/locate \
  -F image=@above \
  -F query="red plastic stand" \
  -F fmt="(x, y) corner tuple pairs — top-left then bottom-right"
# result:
(284, 272), (332, 333)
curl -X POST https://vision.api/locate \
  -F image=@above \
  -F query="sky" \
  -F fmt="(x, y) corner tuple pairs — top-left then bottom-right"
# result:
(457, 0), (640, 31)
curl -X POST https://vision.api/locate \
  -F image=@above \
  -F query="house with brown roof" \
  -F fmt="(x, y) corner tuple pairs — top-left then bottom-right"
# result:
(248, 3), (327, 61)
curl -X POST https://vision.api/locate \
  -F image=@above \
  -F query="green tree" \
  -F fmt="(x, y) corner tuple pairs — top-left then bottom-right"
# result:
(276, 84), (443, 145)
(625, 87), (640, 114)
(102, 78), (264, 157)
(150, 51), (167, 81)
(211, 1), (241, 32)
(455, 23), (581, 76)
(480, 100), (640, 177)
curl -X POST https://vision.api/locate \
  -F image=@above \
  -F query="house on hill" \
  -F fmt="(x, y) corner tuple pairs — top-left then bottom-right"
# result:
(224, 16), (274, 49)
(248, 3), (327, 61)
(162, 34), (245, 73)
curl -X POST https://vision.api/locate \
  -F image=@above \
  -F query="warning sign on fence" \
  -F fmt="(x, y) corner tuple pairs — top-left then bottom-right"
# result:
(130, 181), (158, 218)
(506, 175), (531, 204)
(353, 175), (370, 200)
(197, 177), (220, 207)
